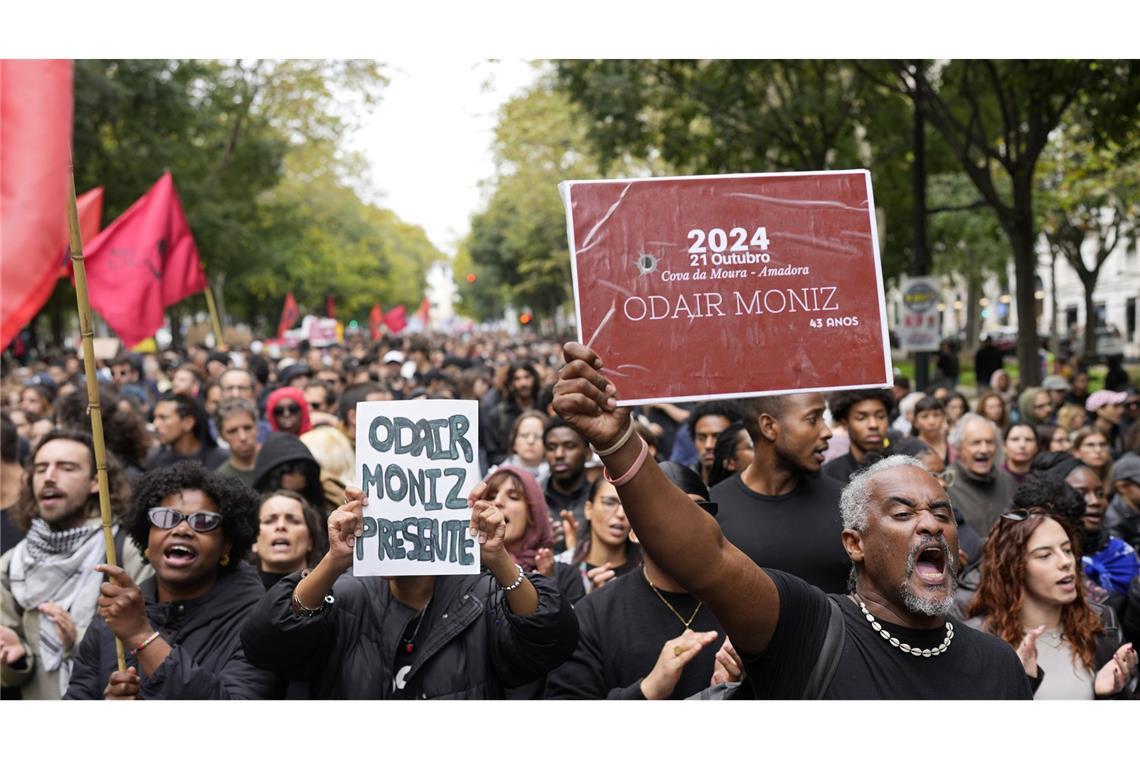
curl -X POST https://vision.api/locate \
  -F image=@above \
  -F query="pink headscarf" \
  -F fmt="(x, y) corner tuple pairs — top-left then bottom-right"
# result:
(266, 386), (312, 435)
(488, 465), (553, 572)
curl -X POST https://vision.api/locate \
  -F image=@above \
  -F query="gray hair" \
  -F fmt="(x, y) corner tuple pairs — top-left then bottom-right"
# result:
(897, 392), (926, 420)
(948, 412), (1000, 451)
(215, 397), (259, 427)
(839, 455), (926, 532)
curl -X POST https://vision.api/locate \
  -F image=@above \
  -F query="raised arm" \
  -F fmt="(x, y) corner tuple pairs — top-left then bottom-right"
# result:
(552, 342), (780, 656)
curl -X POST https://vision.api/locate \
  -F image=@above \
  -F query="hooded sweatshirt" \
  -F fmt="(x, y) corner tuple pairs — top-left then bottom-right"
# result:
(265, 387), (312, 435)
(251, 432), (326, 511)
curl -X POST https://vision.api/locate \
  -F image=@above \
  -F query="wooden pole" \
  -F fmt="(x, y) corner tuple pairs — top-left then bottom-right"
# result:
(202, 270), (224, 348)
(66, 167), (128, 673)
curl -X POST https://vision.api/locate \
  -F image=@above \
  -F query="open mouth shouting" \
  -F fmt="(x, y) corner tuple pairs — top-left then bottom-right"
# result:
(913, 544), (947, 585)
(162, 541), (199, 569)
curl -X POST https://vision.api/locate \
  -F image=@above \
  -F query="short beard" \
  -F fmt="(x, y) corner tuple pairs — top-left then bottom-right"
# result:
(898, 536), (959, 617)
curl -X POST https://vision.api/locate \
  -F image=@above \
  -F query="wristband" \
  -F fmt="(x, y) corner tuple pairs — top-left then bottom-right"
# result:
(129, 631), (162, 656)
(604, 436), (649, 487)
(592, 421), (634, 457)
(499, 563), (526, 592)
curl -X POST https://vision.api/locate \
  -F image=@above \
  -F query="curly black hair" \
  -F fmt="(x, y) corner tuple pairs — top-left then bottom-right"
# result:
(687, 399), (744, 441)
(1011, 471), (1086, 528)
(126, 460), (259, 572)
(826, 389), (895, 423)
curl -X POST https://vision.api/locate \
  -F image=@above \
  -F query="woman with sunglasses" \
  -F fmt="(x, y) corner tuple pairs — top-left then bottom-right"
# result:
(966, 498), (1137, 699)
(546, 463), (724, 699)
(239, 483), (578, 699)
(266, 387), (311, 437)
(64, 461), (280, 699)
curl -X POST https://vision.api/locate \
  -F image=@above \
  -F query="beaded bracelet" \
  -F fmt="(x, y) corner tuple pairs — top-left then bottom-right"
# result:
(604, 436), (649, 487)
(591, 421), (634, 457)
(130, 631), (162, 656)
(499, 563), (526, 592)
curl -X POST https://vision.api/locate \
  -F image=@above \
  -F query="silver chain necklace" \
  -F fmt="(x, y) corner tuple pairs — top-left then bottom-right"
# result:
(854, 596), (954, 658)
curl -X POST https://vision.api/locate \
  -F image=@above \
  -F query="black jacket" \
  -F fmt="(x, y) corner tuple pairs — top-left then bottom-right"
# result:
(1106, 494), (1140, 553)
(241, 570), (578, 699)
(64, 563), (281, 700)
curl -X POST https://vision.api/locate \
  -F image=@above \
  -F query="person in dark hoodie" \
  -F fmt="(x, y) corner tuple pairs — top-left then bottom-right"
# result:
(64, 461), (281, 699)
(240, 483), (578, 699)
(251, 432), (330, 520)
(1107, 453), (1140, 552)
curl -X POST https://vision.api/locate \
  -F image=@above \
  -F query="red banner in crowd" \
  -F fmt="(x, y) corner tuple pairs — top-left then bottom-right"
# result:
(384, 304), (407, 334)
(369, 303), (383, 340)
(59, 187), (105, 276)
(83, 172), (206, 347)
(326, 294), (336, 320)
(278, 292), (300, 339)
(0, 60), (73, 349)
(561, 171), (893, 405)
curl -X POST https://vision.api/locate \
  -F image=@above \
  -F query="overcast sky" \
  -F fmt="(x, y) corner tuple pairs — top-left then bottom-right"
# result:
(350, 59), (541, 258)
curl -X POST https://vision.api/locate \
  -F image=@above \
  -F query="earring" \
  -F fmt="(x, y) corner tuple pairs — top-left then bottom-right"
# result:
(219, 553), (230, 567)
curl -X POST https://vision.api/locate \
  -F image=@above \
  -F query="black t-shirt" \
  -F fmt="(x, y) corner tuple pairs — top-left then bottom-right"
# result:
(742, 569), (1033, 699)
(391, 607), (434, 699)
(821, 453), (860, 484)
(712, 472), (851, 593)
(545, 564), (723, 699)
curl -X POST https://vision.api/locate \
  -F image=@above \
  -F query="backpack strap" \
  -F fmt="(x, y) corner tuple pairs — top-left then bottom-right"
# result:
(801, 595), (846, 699)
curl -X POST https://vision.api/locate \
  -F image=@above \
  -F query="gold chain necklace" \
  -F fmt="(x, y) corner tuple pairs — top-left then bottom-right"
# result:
(643, 564), (701, 630)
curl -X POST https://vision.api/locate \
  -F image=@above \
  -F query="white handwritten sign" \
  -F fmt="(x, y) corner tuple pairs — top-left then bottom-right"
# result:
(353, 400), (480, 576)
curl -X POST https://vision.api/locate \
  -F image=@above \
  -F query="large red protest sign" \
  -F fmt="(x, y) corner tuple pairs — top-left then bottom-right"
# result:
(561, 171), (893, 405)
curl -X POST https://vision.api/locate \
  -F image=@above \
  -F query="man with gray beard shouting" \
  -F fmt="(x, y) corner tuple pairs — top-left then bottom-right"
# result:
(553, 342), (1032, 698)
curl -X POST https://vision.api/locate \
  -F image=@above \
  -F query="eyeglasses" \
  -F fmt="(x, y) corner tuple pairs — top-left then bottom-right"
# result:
(516, 432), (542, 442)
(221, 384), (252, 394)
(1033, 402), (1052, 410)
(1001, 507), (1049, 522)
(147, 507), (223, 533)
(274, 404), (301, 418)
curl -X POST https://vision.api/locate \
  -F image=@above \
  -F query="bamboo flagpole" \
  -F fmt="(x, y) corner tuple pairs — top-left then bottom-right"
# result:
(66, 166), (128, 672)
(201, 267), (224, 348)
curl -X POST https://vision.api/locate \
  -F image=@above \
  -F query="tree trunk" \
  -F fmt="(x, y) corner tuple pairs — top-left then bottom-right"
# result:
(1049, 247), (1059, 354)
(1082, 273), (1097, 362)
(966, 271), (981, 352)
(1009, 182), (1041, 388)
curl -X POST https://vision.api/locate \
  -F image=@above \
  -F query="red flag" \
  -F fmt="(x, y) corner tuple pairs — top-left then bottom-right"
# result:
(416, 297), (430, 327)
(369, 303), (383, 341)
(0, 60), (73, 349)
(83, 172), (207, 346)
(383, 304), (407, 334)
(278, 292), (300, 339)
(326, 294), (336, 320)
(58, 187), (105, 277)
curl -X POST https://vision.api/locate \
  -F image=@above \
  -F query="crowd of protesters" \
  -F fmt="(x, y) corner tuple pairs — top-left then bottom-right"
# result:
(1, 329), (1138, 700)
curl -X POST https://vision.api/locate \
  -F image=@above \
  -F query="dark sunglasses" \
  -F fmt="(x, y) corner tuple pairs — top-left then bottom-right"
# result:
(1001, 507), (1049, 522)
(696, 499), (718, 517)
(147, 507), (223, 533)
(274, 404), (301, 418)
